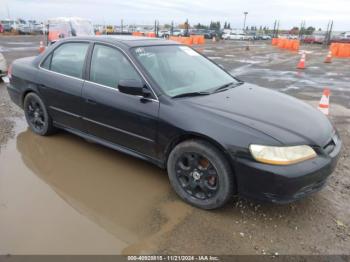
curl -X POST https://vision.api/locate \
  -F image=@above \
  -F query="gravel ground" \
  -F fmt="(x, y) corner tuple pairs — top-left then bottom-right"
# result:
(0, 81), (22, 151)
(0, 35), (349, 256)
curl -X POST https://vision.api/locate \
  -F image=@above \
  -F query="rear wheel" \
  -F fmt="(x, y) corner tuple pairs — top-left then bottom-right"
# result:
(167, 140), (234, 209)
(24, 92), (56, 136)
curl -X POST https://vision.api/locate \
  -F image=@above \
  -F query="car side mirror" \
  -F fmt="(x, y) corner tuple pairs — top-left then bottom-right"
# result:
(118, 79), (145, 96)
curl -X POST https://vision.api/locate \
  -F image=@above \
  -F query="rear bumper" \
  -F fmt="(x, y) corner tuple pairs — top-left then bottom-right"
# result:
(234, 140), (342, 204)
(7, 83), (22, 108)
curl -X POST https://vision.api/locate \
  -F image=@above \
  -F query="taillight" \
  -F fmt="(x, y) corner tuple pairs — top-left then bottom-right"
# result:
(7, 64), (12, 79)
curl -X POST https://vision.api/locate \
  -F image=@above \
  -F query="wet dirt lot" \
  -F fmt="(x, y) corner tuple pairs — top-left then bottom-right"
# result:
(0, 35), (350, 255)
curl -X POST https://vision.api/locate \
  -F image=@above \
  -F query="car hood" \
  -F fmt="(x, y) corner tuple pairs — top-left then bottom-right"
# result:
(181, 83), (334, 146)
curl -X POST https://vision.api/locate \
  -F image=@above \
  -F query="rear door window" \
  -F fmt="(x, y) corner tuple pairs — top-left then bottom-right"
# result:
(50, 42), (89, 78)
(41, 54), (52, 70)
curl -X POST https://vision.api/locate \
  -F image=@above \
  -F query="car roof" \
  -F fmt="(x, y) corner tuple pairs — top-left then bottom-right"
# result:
(61, 35), (180, 47)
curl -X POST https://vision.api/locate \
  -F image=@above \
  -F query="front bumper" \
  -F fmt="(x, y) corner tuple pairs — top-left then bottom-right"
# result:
(234, 138), (342, 204)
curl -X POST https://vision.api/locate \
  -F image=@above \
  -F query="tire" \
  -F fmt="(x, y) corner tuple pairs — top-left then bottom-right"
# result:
(167, 139), (235, 209)
(23, 92), (56, 136)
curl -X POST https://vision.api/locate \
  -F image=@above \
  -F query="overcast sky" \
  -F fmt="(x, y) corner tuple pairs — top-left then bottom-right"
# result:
(1, 0), (350, 30)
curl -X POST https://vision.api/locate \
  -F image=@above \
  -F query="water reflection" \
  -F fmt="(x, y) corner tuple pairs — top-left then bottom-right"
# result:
(16, 128), (191, 253)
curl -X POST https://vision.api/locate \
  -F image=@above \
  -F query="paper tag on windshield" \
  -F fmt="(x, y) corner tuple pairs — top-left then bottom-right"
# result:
(179, 46), (199, 56)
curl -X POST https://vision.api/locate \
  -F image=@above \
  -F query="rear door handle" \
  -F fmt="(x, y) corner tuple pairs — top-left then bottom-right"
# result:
(86, 98), (97, 105)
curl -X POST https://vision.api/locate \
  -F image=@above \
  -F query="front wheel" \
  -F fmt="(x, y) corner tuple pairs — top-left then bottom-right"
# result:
(167, 140), (235, 209)
(24, 92), (56, 136)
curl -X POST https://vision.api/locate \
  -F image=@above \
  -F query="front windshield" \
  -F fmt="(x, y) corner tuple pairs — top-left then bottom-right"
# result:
(132, 45), (237, 97)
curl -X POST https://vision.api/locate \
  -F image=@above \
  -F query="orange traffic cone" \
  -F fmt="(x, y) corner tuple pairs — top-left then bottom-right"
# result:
(324, 50), (332, 63)
(297, 52), (306, 69)
(318, 88), (330, 115)
(39, 41), (45, 53)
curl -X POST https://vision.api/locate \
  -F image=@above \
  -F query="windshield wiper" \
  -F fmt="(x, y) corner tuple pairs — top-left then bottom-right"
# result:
(212, 81), (244, 93)
(172, 91), (211, 98)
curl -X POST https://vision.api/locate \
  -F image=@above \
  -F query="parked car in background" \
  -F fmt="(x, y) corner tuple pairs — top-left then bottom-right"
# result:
(260, 35), (272, 40)
(0, 53), (7, 77)
(288, 35), (299, 40)
(303, 32), (326, 44)
(205, 30), (218, 39)
(255, 35), (271, 40)
(223, 32), (245, 40)
(331, 32), (350, 43)
(222, 29), (231, 34)
(313, 32), (326, 43)
(33, 23), (46, 35)
(18, 21), (32, 35)
(158, 30), (170, 38)
(189, 29), (215, 39)
(172, 29), (183, 36)
(303, 35), (315, 43)
(243, 34), (254, 40)
(0, 19), (19, 32)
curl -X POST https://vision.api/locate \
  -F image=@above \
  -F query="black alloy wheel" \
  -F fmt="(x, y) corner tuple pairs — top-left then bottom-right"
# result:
(167, 140), (235, 209)
(175, 152), (219, 200)
(24, 93), (56, 136)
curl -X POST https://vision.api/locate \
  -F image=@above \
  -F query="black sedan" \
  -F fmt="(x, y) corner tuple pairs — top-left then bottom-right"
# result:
(7, 36), (341, 209)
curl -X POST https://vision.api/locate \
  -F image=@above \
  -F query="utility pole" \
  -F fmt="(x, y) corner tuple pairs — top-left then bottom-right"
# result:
(323, 21), (330, 48)
(243, 12), (248, 31)
(157, 20), (159, 37)
(299, 20), (305, 39)
(185, 18), (189, 36)
(121, 19), (123, 34)
(171, 21), (174, 36)
(276, 20), (280, 38)
(6, 3), (11, 19)
(154, 20), (157, 36)
(327, 20), (333, 46)
(273, 20), (277, 37)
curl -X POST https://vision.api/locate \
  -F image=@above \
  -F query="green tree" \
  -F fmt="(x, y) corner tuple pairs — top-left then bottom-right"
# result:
(195, 23), (207, 29)
(209, 21), (221, 31)
(290, 26), (299, 35)
(305, 26), (315, 35)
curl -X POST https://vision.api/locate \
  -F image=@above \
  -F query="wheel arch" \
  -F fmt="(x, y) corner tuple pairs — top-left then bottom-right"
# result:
(164, 132), (238, 195)
(164, 132), (235, 171)
(21, 85), (41, 107)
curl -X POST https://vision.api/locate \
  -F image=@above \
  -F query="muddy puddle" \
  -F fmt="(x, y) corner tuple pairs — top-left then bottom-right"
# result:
(0, 118), (191, 254)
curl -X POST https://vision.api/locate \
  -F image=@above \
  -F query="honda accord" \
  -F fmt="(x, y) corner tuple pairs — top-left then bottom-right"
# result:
(7, 36), (342, 209)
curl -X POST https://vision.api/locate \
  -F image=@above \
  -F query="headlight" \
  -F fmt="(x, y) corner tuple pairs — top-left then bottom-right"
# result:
(249, 145), (317, 165)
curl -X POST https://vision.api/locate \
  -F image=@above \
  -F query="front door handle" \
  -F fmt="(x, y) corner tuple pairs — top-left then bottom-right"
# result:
(86, 98), (97, 105)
